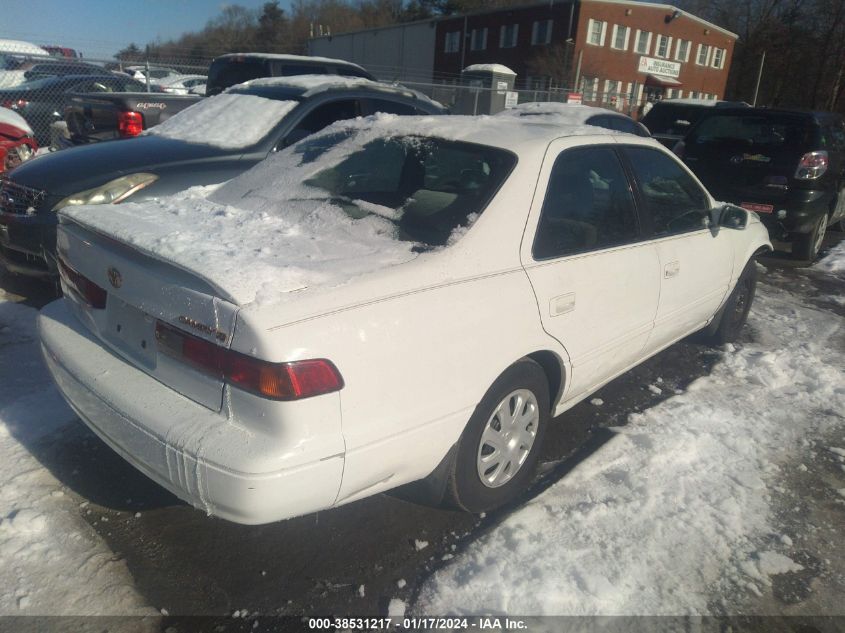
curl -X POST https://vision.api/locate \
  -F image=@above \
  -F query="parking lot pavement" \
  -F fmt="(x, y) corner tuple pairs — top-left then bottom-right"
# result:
(0, 231), (842, 624)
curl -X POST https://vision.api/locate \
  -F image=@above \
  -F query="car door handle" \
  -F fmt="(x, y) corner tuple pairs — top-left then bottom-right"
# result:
(664, 261), (680, 278)
(550, 292), (576, 316)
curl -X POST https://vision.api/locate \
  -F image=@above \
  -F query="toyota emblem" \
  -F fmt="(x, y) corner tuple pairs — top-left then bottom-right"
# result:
(107, 267), (122, 288)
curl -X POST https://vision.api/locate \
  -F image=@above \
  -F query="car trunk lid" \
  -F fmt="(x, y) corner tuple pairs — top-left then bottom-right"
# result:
(57, 218), (239, 412)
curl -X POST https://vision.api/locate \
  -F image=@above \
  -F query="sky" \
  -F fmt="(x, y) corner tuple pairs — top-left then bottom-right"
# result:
(0, 0), (293, 59)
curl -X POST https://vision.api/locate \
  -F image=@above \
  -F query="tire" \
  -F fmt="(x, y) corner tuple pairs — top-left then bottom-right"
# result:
(445, 359), (550, 513)
(703, 259), (757, 346)
(793, 213), (828, 261)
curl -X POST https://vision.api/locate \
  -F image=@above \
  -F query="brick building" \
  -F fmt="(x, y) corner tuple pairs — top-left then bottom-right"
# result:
(310, 0), (737, 110)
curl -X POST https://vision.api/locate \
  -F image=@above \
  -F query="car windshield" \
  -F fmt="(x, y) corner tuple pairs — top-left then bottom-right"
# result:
(296, 134), (517, 247)
(146, 92), (300, 149)
(688, 113), (816, 149)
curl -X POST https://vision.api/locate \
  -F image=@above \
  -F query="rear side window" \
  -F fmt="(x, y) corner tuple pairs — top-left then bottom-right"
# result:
(207, 59), (268, 94)
(303, 137), (516, 246)
(365, 99), (416, 116)
(533, 147), (640, 259)
(278, 63), (328, 76)
(688, 113), (816, 150)
(624, 147), (709, 236)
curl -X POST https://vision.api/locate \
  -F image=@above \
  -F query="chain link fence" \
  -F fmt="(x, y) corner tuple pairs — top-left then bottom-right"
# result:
(1, 38), (642, 164)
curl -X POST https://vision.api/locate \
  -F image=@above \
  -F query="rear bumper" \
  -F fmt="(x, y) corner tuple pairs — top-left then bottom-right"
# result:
(38, 299), (344, 525)
(725, 189), (832, 239)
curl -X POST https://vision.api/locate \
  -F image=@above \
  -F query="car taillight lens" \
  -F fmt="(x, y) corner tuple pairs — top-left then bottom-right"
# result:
(1, 99), (29, 110)
(57, 257), (107, 309)
(155, 321), (344, 401)
(795, 151), (828, 180)
(117, 111), (144, 137)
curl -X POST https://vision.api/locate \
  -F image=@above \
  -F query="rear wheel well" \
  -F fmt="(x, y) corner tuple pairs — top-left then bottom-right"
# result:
(526, 351), (564, 414)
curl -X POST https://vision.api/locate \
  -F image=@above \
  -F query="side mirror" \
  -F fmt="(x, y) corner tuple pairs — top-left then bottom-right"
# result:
(709, 204), (748, 231)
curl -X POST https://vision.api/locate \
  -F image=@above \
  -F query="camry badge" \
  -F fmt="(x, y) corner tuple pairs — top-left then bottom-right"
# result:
(107, 267), (122, 288)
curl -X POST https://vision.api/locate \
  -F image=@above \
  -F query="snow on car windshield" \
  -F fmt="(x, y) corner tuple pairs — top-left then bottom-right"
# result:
(145, 93), (297, 149)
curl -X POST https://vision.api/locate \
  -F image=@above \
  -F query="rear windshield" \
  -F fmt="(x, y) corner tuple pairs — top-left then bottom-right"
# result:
(688, 113), (817, 150)
(641, 104), (714, 136)
(300, 136), (517, 247)
(207, 59), (268, 94)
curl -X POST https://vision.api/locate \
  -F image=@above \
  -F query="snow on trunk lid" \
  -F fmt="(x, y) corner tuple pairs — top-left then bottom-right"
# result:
(57, 219), (239, 412)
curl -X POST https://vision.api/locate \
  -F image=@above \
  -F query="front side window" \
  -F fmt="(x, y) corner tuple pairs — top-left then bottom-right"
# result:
(444, 31), (461, 53)
(624, 147), (709, 236)
(533, 147), (640, 259)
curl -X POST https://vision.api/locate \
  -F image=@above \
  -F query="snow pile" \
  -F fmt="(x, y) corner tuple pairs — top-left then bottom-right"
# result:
(415, 278), (845, 615)
(0, 294), (154, 615)
(816, 240), (845, 275)
(146, 93), (297, 148)
(0, 70), (28, 89)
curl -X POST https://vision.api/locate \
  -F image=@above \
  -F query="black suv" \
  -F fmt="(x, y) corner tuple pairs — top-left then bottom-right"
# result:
(641, 99), (748, 149)
(678, 107), (845, 260)
(0, 78), (444, 278)
(206, 53), (375, 96)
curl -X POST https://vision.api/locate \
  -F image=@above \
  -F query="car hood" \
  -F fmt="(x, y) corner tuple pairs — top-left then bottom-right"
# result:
(9, 136), (245, 196)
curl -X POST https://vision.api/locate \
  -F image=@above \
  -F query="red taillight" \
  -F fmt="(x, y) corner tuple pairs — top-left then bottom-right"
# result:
(57, 257), (107, 309)
(1, 99), (28, 110)
(795, 151), (828, 180)
(117, 111), (144, 137)
(155, 321), (344, 401)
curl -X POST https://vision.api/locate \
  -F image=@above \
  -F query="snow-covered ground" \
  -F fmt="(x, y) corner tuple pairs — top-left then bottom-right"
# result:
(0, 295), (153, 616)
(0, 243), (843, 618)
(416, 265), (845, 615)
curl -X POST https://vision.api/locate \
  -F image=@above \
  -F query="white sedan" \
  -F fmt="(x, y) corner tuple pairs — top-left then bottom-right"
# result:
(38, 114), (771, 524)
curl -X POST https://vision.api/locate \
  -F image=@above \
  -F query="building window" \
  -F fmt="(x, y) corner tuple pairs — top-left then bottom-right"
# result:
(611, 25), (629, 50)
(587, 19), (607, 46)
(634, 29), (651, 55)
(581, 76), (599, 101)
(711, 47), (725, 68)
(531, 19), (553, 45)
(604, 79), (621, 104)
(470, 28), (488, 51)
(655, 34), (672, 58)
(500, 23), (519, 48)
(696, 44), (710, 66)
(444, 31), (461, 53)
(675, 39), (690, 62)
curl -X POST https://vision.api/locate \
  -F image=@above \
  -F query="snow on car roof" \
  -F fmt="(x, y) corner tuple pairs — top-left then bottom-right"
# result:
(63, 113), (611, 307)
(215, 52), (367, 71)
(463, 64), (516, 75)
(498, 102), (621, 124)
(235, 75), (443, 108)
(0, 39), (48, 56)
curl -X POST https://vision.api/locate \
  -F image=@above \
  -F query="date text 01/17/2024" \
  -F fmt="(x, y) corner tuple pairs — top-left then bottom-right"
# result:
(307, 617), (528, 630)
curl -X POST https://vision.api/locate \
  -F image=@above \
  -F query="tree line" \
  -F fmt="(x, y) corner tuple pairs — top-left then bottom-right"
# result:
(117, 0), (845, 112)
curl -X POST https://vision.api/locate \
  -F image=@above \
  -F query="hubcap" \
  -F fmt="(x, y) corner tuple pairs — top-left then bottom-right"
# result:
(732, 278), (750, 326)
(476, 389), (539, 488)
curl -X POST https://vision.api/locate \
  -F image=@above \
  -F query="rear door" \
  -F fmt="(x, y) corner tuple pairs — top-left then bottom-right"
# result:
(521, 140), (661, 402)
(622, 145), (733, 349)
